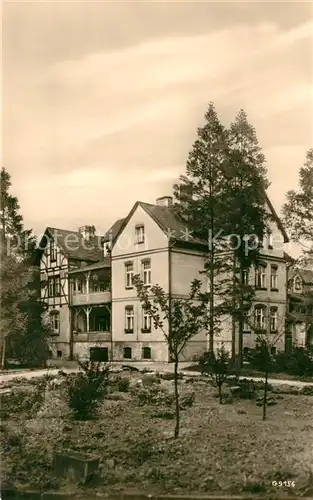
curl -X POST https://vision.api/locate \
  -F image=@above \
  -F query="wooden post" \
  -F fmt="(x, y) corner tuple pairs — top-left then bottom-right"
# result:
(86, 272), (90, 296)
(84, 307), (91, 333)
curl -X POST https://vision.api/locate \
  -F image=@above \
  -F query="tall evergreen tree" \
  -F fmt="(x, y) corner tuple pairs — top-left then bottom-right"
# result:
(173, 103), (231, 353)
(222, 110), (270, 365)
(0, 167), (36, 259)
(173, 106), (270, 361)
(0, 167), (49, 368)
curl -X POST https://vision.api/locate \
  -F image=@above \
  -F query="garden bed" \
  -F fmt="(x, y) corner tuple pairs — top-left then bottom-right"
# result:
(1, 372), (313, 498)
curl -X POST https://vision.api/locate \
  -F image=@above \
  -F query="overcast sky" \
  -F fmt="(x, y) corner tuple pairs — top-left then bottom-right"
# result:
(3, 1), (313, 246)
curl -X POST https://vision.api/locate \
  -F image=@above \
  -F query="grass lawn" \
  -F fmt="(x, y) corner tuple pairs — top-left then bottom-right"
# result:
(1, 373), (313, 497)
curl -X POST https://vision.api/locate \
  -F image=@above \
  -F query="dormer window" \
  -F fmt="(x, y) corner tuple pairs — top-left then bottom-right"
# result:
(50, 240), (56, 262)
(135, 225), (145, 244)
(294, 277), (302, 292)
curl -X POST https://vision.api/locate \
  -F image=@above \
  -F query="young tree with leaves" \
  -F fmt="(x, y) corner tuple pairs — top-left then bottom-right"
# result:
(133, 275), (208, 438)
(249, 313), (285, 420)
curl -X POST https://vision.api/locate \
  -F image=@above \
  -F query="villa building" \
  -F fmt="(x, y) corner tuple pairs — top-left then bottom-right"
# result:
(38, 194), (291, 362)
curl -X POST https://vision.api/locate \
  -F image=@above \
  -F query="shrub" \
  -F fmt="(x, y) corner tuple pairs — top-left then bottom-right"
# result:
(301, 385), (313, 396)
(64, 360), (110, 420)
(179, 391), (195, 409)
(274, 347), (313, 377)
(117, 377), (130, 393)
(231, 379), (257, 400)
(135, 385), (175, 407)
(0, 388), (45, 420)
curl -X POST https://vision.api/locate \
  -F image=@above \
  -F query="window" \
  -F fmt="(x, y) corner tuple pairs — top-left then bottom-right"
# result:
(294, 277), (302, 292)
(270, 307), (278, 332)
(142, 347), (151, 359)
(125, 306), (134, 333)
(90, 347), (108, 362)
(268, 231), (273, 249)
(125, 262), (134, 289)
(135, 225), (145, 244)
(142, 259), (151, 286)
(50, 240), (56, 262)
(141, 307), (151, 333)
(50, 311), (60, 334)
(270, 265), (278, 290)
(255, 265), (267, 289)
(270, 346), (276, 355)
(48, 276), (61, 297)
(73, 278), (83, 294)
(123, 347), (132, 359)
(255, 305), (266, 330)
(57, 350), (62, 358)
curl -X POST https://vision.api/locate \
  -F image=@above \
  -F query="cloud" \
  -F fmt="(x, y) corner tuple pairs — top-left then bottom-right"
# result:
(3, 14), (313, 244)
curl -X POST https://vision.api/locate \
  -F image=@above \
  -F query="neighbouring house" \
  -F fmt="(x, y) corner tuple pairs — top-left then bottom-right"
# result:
(38, 194), (290, 362)
(287, 268), (313, 348)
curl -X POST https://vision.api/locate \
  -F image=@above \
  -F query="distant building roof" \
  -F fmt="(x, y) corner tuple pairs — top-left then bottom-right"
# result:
(37, 227), (103, 262)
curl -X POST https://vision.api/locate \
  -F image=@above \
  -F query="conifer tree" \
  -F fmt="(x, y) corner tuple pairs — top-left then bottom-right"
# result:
(173, 103), (230, 353)
(0, 167), (49, 367)
(223, 110), (270, 365)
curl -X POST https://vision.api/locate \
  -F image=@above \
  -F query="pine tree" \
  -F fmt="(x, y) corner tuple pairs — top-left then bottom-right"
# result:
(173, 103), (231, 353)
(223, 110), (270, 365)
(0, 167), (49, 368)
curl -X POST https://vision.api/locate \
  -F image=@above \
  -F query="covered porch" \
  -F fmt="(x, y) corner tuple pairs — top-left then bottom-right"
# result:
(71, 304), (111, 336)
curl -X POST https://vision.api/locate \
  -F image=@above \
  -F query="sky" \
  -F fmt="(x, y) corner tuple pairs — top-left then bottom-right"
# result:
(3, 0), (313, 250)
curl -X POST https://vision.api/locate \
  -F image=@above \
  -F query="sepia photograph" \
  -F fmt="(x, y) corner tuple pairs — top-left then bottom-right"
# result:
(1, 1), (313, 499)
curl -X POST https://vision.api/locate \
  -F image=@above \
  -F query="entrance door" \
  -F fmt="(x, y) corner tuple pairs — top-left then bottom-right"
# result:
(89, 347), (109, 362)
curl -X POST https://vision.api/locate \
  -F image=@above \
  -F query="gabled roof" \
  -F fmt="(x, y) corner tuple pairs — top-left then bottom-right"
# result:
(289, 268), (313, 284)
(110, 194), (290, 251)
(37, 227), (103, 262)
(265, 194), (289, 243)
(110, 201), (206, 250)
(102, 218), (125, 244)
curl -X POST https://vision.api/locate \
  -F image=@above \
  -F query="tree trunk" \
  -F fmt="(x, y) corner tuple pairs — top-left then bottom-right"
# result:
(262, 370), (268, 421)
(1, 337), (6, 370)
(174, 358), (180, 439)
(218, 383), (223, 404)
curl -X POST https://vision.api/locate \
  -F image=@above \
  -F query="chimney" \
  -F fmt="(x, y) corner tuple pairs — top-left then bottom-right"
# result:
(156, 196), (173, 207)
(78, 225), (96, 241)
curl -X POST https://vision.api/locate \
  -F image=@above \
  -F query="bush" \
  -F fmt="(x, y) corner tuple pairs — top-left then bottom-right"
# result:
(274, 347), (313, 377)
(159, 372), (183, 381)
(179, 391), (195, 409)
(0, 388), (45, 420)
(300, 385), (313, 396)
(231, 379), (257, 400)
(65, 360), (110, 420)
(135, 385), (175, 407)
(117, 377), (130, 393)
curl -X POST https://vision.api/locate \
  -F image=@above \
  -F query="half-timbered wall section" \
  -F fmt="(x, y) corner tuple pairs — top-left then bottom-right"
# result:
(40, 234), (70, 358)
(38, 225), (106, 360)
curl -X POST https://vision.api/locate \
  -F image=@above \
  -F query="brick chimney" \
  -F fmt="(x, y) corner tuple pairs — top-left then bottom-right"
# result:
(156, 196), (173, 207)
(78, 225), (96, 241)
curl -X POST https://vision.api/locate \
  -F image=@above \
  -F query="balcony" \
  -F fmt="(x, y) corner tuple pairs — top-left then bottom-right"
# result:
(71, 291), (111, 306)
(73, 331), (112, 342)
